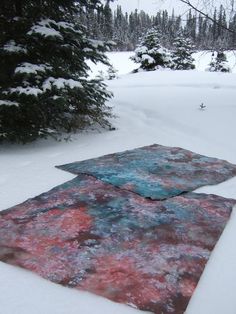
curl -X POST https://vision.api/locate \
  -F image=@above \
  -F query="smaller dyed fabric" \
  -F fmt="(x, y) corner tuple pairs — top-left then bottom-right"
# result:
(0, 174), (235, 314)
(57, 144), (236, 200)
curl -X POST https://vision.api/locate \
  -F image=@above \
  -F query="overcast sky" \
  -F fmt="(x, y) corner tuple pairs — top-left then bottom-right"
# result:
(110, 0), (231, 16)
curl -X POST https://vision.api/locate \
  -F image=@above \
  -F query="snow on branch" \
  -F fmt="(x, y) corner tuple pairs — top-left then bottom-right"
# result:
(56, 21), (82, 34)
(27, 19), (63, 38)
(6, 78), (83, 98)
(3, 40), (27, 54)
(141, 54), (155, 65)
(15, 63), (52, 75)
(0, 100), (19, 107)
(42, 77), (83, 91)
(9, 87), (43, 96)
(89, 39), (105, 48)
(27, 19), (82, 39)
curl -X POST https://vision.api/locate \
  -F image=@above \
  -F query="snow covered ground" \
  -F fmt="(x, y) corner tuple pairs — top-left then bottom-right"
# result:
(1, 51), (236, 314)
(88, 50), (236, 77)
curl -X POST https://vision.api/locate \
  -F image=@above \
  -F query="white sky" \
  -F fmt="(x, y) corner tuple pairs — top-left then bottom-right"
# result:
(110, 0), (231, 16)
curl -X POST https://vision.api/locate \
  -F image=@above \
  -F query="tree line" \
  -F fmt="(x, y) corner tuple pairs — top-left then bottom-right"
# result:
(79, 3), (236, 51)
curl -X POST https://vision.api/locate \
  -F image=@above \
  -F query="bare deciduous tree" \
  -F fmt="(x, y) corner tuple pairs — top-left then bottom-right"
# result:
(179, 0), (235, 33)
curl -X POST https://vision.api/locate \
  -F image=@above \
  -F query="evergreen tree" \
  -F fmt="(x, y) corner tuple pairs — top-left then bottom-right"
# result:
(212, 9), (218, 46)
(77, 5), (236, 52)
(0, 0), (113, 143)
(131, 28), (171, 71)
(107, 65), (118, 80)
(102, 2), (113, 40)
(207, 51), (231, 72)
(113, 5), (129, 50)
(171, 35), (195, 70)
(229, 13), (236, 48)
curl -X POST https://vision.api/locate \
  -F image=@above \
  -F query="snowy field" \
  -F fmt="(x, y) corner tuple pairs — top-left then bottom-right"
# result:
(87, 50), (236, 77)
(1, 51), (236, 314)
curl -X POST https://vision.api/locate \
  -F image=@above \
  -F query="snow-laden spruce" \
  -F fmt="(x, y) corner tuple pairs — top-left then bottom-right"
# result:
(131, 28), (171, 71)
(207, 51), (231, 73)
(0, 0), (113, 143)
(170, 35), (195, 70)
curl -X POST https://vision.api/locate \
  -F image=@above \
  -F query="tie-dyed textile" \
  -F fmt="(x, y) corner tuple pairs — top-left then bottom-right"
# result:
(57, 144), (236, 200)
(0, 174), (235, 314)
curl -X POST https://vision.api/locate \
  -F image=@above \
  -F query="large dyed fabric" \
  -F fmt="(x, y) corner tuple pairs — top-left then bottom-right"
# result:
(0, 174), (235, 314)
(57, 144), (236, 200)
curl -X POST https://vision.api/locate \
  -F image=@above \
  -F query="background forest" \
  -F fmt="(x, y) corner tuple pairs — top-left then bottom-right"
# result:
(79, 3), (236, 51)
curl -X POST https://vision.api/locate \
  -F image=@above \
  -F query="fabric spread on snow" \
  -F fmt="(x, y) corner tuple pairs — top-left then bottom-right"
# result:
(0, 145), (236, 314)
(57, 144), (236, 200)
